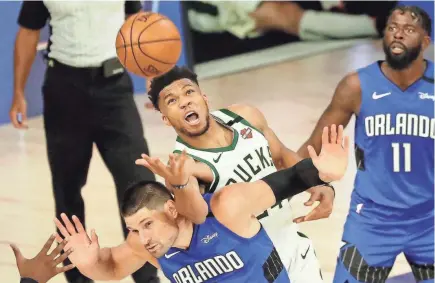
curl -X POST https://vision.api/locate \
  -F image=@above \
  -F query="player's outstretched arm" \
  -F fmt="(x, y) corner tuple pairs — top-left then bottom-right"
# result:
(136, 152), (209, 224)
(297, 72), (361, 158)
(227, 104), (336, 223)
(54, 214), (158, 281)
(211, 124), (349, 237)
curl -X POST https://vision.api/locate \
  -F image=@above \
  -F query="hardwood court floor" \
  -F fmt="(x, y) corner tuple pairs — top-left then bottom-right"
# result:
(0, 40), (432, 283)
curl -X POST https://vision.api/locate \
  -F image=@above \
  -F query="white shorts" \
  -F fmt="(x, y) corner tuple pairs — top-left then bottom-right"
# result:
(259, 204), (323, 283)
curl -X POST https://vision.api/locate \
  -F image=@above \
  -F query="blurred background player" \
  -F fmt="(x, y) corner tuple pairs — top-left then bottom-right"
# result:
(10, 1), (157, 283)
(298, 5), (434, 283)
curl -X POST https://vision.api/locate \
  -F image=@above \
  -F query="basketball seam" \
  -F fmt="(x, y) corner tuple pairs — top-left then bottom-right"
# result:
(118, 30), (127, 67)
(116, 38), (180, 49)
(138, 17), (167, 36)
(130, 13), (150, 77)
(135, 16), (179, 65)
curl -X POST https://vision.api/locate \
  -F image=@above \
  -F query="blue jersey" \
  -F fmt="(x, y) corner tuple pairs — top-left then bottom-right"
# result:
(354, 60), (434, 211)
(158, 194), (290, 283)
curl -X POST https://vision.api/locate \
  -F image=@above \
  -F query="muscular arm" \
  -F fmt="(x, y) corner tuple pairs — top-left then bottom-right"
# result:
(211, 158), (327, 237)
(165, 173), (210, 224)
(227, 104), (301, 169)
(78, 233), (158, 280)
(297, 72), (361, 158)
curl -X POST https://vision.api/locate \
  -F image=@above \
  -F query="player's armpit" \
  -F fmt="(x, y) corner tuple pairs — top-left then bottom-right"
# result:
(297, 72), (361, 158)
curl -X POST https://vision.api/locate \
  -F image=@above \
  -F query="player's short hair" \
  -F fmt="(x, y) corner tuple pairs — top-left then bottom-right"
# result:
(388, 5), (432, 36)
(148, 66), (199, 111)
(121, 180), (174, 217)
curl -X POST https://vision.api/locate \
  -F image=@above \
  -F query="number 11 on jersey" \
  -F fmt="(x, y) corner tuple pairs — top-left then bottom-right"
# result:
(392, 142), (411, 172)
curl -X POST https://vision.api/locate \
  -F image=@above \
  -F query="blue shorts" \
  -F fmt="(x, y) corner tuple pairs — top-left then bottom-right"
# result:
(333, 192), (434, 283)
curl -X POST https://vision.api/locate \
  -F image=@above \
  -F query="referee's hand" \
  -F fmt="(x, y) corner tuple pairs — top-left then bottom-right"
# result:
(10, 94), (28, 129)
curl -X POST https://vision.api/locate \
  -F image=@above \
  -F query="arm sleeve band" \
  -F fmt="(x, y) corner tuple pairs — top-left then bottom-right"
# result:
(261, 158), (329, 203)
(20, 278), (39, 283)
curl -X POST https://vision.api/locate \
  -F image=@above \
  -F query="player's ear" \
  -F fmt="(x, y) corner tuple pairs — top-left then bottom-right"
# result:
(162, 115), (172, 127)
(202, 94), (210, 107)
(422, 35), (431, 50)
(164, 200), (178, 219)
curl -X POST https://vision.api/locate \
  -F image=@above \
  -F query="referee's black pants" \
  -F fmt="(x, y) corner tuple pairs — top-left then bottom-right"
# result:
(42, 59), (158, 283)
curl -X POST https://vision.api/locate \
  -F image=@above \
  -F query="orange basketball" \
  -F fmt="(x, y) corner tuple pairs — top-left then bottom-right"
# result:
(116, 12), (182, 78)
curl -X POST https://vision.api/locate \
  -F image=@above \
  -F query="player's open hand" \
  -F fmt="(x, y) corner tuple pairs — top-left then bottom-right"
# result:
(136, 150), (194, 187)
(307, 124), (349, 182)
(54, 214), (100, 269)
(293, 185), (335, 223)
(10, 234), (74, 283)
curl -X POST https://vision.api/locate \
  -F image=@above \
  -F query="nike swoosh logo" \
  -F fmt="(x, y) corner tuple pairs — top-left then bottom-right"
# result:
(164, 251), (180, 259)
(372, 92), (391, 99)
(301, 245), (310, 259)
(213, 153), (223, 163)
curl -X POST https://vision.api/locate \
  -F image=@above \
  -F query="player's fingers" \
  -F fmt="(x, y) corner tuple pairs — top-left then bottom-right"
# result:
(305, 192), (321, 206)
(321, 126), (329, 145)
(302, 208), (322, 222)
(53, 248), (73, 266)
(71, 215), (86, 234)
(61, 213), (77, 235)
(293, 216), (306, 224)
(135, 158), (149, 167)
(54, 232), (64, 244)
(330, 124), (337, 144)
(54, 217), (71, 239)
(307, 145), (318, 161)
(9, 244), (24, 265)
(343, 136), (350, 152)
(56, 262), (76, 274)
(90, 229), (100, 246)
(337, 125), (344, 144)
(49, 239), (68, 259)
(39, 233), (56, 256)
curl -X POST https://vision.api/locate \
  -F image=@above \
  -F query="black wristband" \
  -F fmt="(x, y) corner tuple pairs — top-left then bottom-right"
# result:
(261, 158), (328, 203)
(20, 278), (39, 283)
(171, 180), (189, 190)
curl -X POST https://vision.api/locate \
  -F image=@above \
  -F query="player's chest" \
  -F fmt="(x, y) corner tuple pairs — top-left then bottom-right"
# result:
(162, 237), (247, 283)
(362, 81), (434, 117)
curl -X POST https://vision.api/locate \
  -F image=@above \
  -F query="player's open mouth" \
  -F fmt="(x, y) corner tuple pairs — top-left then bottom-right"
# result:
(184, 111), (200, 125)
(390, 42), (405, 55)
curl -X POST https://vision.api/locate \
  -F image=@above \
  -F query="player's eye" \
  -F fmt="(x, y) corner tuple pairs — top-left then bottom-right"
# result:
(167, 98), (176, 105)
(143, 221), (152, 229)
(407, 28), (415, 33)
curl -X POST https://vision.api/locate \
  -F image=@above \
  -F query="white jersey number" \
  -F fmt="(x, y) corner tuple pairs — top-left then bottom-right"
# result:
(392, 142), (411, 172)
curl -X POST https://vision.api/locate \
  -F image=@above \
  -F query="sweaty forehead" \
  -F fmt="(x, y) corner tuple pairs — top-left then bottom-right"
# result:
(159, 79), (196, 98)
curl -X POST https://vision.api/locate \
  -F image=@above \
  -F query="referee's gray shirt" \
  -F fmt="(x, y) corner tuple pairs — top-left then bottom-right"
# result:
(18, 1), (142, 68)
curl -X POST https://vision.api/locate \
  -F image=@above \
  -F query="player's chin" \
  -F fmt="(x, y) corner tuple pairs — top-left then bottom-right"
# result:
(183, 123), (208, 137)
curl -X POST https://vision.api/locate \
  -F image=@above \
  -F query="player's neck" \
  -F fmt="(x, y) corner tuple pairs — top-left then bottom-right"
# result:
(179, 117), (234, 149)
(172, 217), (194, 250)
(383, 58), (427, 90)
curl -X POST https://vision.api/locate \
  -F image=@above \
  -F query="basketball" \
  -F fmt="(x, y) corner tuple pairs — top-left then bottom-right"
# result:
(116, 12), (182, 78)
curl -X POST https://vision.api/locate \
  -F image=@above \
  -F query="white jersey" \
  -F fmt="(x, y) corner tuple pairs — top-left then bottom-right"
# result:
(173, 109), (293, 223)
(173, 109), (323, 283)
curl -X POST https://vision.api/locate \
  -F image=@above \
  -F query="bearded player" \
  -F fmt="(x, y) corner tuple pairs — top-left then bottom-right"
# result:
(298, 6), (434, 283)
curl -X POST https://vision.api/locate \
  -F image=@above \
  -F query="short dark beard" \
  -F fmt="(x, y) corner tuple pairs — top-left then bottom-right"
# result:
(383, 39), (421, 70)
(180, 114), (211, 137)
